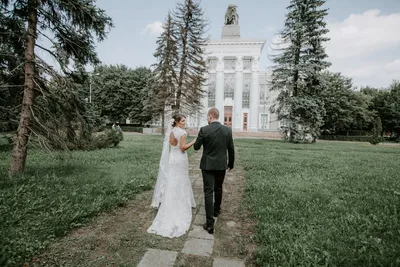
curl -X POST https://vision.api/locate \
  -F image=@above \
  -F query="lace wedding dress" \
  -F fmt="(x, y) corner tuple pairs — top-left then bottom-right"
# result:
(147, 126), (196, 238)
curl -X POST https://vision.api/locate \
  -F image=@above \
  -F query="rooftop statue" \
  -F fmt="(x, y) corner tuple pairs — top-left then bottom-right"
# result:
(225, 4), (239, 25)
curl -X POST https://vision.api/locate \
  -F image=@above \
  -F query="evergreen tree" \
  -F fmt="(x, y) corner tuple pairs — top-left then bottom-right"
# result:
(1, 0), (113, 175)
(152, 1), (208, 130)
(152, 12), (179, 132)
(270, 0), (331, 142)
(173, 0), (208, 114)
(0, 7), (25, 132)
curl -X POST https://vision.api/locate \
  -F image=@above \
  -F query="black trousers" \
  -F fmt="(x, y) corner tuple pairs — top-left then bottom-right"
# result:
(202, 169), (226, 226)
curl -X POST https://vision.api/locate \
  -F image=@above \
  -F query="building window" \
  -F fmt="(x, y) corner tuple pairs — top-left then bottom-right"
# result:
(260, 113), (269, 130)
(208, 59), (217, 70)
(242, 73), (251, 108)
(224, 58), (236, 70)
(224, 73), (235, 99)
(243, 59), (252, 70)
(207, 73), (216, 107)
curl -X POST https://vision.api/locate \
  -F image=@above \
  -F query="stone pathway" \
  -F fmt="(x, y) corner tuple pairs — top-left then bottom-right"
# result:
(137, 150), (246, 267)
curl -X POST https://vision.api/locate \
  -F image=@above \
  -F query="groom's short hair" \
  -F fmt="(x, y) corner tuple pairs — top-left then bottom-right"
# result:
(208, 108), (219, 119)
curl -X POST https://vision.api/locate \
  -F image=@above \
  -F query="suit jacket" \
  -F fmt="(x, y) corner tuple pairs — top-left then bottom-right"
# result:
(193, 121), (234, 170)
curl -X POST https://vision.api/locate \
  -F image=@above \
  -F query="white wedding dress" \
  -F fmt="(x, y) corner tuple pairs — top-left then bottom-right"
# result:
(147, 126), (196, 238)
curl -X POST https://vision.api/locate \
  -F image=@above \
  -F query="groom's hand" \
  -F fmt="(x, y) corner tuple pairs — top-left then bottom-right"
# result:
(191, 137), (197, 144)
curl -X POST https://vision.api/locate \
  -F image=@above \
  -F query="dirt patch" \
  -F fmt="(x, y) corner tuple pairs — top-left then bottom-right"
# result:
(27, 191), (186, 267)
(174, 253), (213, 267)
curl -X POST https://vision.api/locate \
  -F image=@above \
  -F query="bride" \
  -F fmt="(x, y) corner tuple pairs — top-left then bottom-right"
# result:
(148, 114), (197, 238)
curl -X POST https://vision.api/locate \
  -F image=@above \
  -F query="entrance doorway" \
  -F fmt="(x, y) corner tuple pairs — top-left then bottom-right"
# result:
(224, 106), (232, 128)
(243, 113), (248, 131)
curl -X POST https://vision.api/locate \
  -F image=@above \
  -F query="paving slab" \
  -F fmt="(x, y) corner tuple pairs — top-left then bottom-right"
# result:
(193, 213), (205, 225)
(194, 178), (204, 188)
(182, 237), (214, 257)
(137, 249), (178, 267)
(194, 194), (203, 205)
(188, 225), (214, 240)
(213, 258), (245, 267)
(198, 206), (206, 215)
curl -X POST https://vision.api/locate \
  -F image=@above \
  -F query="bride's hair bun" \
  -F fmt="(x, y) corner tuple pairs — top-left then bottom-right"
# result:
(172, 114), (186, 127)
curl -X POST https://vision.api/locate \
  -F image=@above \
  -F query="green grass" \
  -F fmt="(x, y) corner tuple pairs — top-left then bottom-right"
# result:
(237, 140), (400, 267)
(0, 134), (176, 267)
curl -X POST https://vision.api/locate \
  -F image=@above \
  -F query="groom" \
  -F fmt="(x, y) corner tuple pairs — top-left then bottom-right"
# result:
(193, 108), (235, 234)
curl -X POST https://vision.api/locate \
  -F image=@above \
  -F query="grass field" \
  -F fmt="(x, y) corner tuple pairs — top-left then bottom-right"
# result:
(236, 139), (400, 266)
(0, 134), (170, 267)
(2, 134), (399, 267)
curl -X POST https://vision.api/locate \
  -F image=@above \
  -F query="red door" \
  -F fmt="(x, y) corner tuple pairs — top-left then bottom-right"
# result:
(243, 113), (248, 131)
(224, 106), (232, 128)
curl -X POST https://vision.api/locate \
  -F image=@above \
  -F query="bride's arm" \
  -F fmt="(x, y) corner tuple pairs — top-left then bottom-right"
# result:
(180, 135), (196, 152)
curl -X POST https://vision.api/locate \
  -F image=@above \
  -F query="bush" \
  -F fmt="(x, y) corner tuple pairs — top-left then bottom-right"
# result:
(369, 135), (382, 145)
(90, 130), (123, 149)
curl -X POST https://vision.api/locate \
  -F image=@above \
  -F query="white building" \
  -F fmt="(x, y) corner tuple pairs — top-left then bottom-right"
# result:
(185, 22), (280, 133)
(151, 9), (281, 135)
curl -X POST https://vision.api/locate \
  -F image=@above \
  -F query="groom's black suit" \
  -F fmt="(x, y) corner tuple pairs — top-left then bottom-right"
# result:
(193, 121), (235, 227)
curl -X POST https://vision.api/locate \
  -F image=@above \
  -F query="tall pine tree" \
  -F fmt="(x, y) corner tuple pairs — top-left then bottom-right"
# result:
(2, 0), (113, 175)
(270, 0), (330, 142)
(152, 12), (179, 131)
(174, 0), (208, 114)
(152, 0), (208, 130)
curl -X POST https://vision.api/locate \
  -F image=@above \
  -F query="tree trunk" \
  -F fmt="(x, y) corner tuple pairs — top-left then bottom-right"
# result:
(292, 33), (301, 97)
(161, 110), (165, 135)
(9, 0), (38, 175)
(176, 33), (187, 113)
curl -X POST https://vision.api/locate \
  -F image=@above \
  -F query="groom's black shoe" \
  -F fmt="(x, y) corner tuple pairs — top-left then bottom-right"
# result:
(203, 223), (214, 234)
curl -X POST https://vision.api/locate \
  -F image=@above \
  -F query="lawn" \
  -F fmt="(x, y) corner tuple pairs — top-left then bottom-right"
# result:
(236, 139), (400, 266)
(0, 134), (168, 267)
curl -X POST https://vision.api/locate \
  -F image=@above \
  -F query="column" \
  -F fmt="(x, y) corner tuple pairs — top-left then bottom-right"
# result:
(233, 56), (243, 131)
(199, 73), (209, 127)
(249, 56), (260, 132)
(215, 56), (224, 123)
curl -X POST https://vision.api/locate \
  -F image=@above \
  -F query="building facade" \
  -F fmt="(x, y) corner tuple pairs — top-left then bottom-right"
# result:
(189, 23), (280, 132)
(151, 7), (282, 134)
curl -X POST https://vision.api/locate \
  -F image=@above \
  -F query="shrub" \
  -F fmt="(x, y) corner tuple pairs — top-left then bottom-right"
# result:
(90, 130), (123, 149)
(369, 136), (381, 145)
